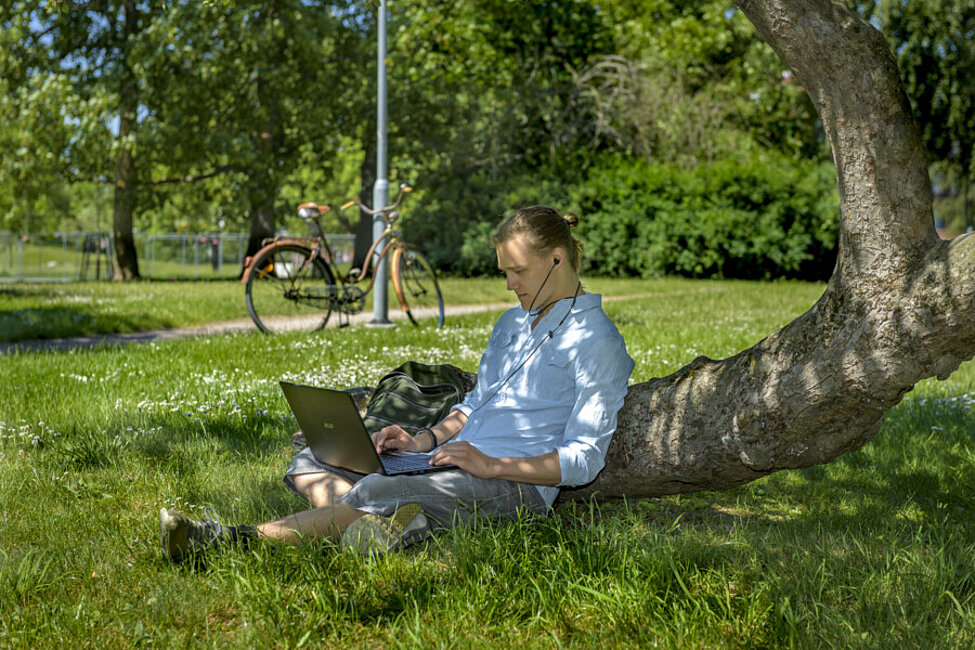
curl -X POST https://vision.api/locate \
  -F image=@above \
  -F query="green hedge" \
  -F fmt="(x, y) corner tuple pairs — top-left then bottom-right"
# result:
(400, 168), (509, 277)
(571, 152), (839, 280)
(406, 151), (839, 281)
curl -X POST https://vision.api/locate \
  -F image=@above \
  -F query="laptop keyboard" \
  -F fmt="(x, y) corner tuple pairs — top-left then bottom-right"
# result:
(380, 451), (439, 474)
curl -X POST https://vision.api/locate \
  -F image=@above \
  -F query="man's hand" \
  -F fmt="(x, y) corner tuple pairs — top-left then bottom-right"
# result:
(372, 424), (426, 454)
(431, 441), (498, 479)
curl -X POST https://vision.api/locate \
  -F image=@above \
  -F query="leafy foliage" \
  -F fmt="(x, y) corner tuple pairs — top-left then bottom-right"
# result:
(0, 0), (966, 278)
(390, 1), (834, 279)
(572, 151), (839, 279)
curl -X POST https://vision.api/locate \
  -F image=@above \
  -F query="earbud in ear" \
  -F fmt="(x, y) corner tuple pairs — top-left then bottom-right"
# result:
(553, 258), (560, 266)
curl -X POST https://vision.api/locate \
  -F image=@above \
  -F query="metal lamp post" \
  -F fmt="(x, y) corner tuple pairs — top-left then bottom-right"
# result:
(370, 0), (391, 326)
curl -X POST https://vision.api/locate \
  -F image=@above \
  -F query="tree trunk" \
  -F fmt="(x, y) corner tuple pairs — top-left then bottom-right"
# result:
(563, 0), (975, 500)
(111, 0), (140, 281)
(245, 76), (279, 258)
(112, 112), (140, 281)
(353, 125), (377, 270)
(246, 197), (275, 258)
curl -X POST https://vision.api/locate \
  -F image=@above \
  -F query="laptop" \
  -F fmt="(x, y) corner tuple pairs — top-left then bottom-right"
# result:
(279, 381), (456, 476)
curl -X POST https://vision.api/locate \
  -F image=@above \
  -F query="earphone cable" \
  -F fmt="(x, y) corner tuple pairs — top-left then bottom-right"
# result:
(471, 284), (581, 411)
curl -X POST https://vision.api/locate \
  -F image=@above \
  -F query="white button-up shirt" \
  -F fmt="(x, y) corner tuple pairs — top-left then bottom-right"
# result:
(453, 292), (634, 506)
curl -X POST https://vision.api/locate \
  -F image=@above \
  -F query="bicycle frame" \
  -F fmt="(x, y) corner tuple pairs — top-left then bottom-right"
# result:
(239, 236), (319, 285)
(239, 224), (401, 300)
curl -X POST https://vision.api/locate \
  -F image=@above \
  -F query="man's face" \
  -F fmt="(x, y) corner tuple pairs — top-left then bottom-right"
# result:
(496, 233), (556, 311)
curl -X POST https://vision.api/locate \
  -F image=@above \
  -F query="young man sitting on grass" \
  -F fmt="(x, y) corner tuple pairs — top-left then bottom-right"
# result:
(160, 205), (635, 559)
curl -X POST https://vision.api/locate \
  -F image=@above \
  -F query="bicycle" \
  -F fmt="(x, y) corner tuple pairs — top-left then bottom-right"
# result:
(242, 183), (445, 334)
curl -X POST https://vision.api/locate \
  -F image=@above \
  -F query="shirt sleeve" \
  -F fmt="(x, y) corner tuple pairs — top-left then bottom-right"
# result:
(556, 334), (635, 487)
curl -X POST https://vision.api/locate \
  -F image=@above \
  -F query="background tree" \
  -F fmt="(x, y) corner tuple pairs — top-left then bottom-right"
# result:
(0, 1), (149, 278)
(0, 1), (369, 276)
(372, 1), (839, 280)
(382, 0), (624, 273)
(147, 1), (368, 259)
(562, 0), (838, 280)
(3, 0), (969, 285)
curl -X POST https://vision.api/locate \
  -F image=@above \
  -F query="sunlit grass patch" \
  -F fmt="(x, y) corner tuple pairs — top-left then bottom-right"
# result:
(1, 277), (974, 647)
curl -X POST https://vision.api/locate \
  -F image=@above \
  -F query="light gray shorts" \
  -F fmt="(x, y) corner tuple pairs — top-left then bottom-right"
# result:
(283, 446), (549, 535)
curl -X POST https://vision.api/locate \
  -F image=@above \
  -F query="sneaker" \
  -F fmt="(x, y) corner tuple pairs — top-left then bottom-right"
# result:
(159, 506), (232, 563)
(340, 503), (428, 556)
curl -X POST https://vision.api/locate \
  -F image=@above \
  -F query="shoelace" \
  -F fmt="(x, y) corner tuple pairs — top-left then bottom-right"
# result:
(202, 506), (225, 541)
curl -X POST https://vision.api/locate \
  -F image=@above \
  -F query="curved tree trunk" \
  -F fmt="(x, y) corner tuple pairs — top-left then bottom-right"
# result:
(565, 0), (975, 500)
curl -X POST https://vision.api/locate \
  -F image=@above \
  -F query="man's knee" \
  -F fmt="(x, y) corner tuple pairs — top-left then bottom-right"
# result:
(292, 472), (352, 508)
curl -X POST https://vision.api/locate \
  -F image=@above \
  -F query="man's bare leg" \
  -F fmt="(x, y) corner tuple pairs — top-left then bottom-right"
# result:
(257, 501), (365, 543)
(291, 471), (353, 509)
(161, 471), (364, 560)
(256, 471), (362, 543)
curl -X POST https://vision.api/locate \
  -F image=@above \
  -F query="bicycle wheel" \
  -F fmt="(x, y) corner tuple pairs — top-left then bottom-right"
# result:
(245, 243), (335, 334)
(394, 247), (445, 328)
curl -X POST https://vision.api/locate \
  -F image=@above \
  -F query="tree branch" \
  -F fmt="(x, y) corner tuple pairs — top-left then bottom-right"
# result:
(735, 0), (936, 279)
(561, 0), (975, 502)
(147, 166), (233, 186)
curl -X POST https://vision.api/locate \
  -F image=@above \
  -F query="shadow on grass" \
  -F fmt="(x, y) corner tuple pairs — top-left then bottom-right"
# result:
(118, 395), (975, 539)
(0, 305), (170, 342)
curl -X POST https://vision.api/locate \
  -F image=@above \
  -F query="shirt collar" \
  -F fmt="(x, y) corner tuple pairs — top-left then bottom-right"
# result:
(521, 291), (601, 331)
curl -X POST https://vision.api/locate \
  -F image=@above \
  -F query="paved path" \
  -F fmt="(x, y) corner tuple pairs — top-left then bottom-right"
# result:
(0, 303), (512, 355)
(0, 291), (676, 355)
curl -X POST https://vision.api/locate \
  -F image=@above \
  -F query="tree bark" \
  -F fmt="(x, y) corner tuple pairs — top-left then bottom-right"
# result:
(563, 0), (975, 500)
(245, 75), (279, 258)
(112, 110), (140, 281)
(353, 123), (377, 270)
(111, 0), (141, 281)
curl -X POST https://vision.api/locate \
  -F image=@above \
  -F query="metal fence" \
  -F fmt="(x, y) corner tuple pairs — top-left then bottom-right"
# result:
(0, 231), (355, 281)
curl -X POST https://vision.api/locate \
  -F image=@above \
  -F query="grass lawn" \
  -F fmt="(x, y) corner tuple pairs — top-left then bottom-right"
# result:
(2, 278), (974, 647)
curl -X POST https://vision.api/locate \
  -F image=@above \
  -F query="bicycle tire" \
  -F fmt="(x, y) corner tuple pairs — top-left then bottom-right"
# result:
(393, 247), (445, 328)
(245, 243), (335, 334)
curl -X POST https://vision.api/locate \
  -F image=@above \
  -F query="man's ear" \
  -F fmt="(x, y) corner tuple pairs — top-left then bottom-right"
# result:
(551, 247), (567, 267)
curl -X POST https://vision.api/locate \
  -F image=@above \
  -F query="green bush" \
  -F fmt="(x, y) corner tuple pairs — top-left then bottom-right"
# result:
(570, 152), (839, 279)
(404, 151), (838, 280)
(403, 169), (567, 277)
(400, 168), (508, 277)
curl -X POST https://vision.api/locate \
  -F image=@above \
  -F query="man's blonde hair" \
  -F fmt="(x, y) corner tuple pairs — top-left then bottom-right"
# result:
(491, 205), (583, 271)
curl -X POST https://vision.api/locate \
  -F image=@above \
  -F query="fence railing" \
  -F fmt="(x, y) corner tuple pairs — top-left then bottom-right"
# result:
(0, 231), (356, 281)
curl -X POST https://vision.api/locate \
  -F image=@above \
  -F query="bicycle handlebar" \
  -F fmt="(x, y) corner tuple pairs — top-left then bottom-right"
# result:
(340, 183), (413, 219)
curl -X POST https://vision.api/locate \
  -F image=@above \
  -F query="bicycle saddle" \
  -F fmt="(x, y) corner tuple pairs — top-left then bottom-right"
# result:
(297, 203), (332, 216)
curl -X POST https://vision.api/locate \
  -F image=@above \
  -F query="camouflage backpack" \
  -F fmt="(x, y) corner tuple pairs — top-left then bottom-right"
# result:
(361, 361), (473, 436)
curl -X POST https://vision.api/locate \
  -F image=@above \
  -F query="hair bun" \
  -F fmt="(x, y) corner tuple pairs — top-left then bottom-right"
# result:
(562, 212), (579, 229)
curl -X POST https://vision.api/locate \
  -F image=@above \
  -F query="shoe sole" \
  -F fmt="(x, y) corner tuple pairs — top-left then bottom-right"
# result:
(159, 508), (187, 563)
(341, 503), (425, 556)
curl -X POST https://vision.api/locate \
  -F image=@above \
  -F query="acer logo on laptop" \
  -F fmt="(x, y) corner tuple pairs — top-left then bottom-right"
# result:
(322, 420), (335, 429)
